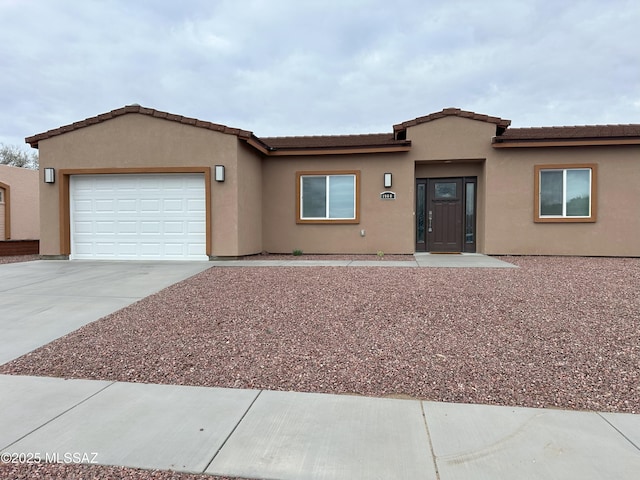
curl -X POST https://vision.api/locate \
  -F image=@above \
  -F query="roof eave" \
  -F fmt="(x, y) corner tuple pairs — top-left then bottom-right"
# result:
(265, 143), (412, 156)
(492, 137), (640, 148)
(393, 107), (511, 133)
(25, 105), (254, 149)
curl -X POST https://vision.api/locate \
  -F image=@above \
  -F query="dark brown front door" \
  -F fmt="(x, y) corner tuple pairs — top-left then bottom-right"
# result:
(416, 177), (476, 253)
(428, 178), (462, 252)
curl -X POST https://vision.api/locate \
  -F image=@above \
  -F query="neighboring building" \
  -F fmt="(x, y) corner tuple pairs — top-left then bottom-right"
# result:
(0, 164), (39, 255)
(26, 105), (640, 260)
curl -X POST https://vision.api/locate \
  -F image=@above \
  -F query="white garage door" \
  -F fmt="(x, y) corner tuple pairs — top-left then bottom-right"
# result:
(70, 174), (207, 260)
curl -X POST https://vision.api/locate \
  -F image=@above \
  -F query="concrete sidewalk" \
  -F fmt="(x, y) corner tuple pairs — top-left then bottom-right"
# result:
(1, 375), (638, 479)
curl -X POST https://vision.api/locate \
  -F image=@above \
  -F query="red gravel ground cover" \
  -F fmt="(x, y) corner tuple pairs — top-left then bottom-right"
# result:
(0, 463), (247, 480)
(0, 254), (39, 264)
(2, 256), (638, 415)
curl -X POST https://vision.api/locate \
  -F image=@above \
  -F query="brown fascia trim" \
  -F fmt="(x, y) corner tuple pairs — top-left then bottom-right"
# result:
(244, 137), (273, 155)
(0, 181), (10, 240)
(25, 105), (254, 148)
(492, 137), (640, 148)
(264, 144), (411, 156)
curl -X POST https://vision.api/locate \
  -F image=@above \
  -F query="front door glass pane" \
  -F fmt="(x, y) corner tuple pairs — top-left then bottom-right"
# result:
(416, 183), (425, 243)
(435, 182), (457, 199)
(465, 182), (475, 244)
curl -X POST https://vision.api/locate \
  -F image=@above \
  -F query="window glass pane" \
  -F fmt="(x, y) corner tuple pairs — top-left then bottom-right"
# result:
(465, 182), (475, 243)
(435, 182), (457, 199)
(566, 169), (590, 216)
(302, 176), (326, 218)
(328, 175), (355, 218)
(540, 170), (563, 215)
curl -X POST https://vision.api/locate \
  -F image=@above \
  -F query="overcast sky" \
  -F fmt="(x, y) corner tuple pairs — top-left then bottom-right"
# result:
(1, 0), (639, 151)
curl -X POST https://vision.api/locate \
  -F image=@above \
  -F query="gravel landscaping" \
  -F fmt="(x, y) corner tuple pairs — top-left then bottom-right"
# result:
(0, 463), (246, 480)
(2, 256), (638, 415)
(0, 254), (39, 264)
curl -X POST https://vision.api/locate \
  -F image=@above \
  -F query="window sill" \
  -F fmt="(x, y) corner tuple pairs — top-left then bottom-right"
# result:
(297, 219), (359, 224)
(534, 217), (596, 223)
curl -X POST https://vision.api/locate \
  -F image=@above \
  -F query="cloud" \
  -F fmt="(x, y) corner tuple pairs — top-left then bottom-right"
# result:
(0, 0), (638, 150)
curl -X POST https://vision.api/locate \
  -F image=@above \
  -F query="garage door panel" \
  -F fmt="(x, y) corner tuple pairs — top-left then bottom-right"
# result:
(74, 221), (93, 234)
(73, 242), (93, 255)
(140, 221), (161, 234)
(117, 199), (137, 212)
(140, 199), (161, 212)
(187, 198), (205, 211)
(70, 174), (207, 260)
(188, 221), (206, 234)
(164, 221), (186, 234)
(164, 243), (186, 255)
(163, 199), (184, 212)
(95, 199), (116, 212)
(117, 243), (138, 256)
(96, 221), (116, 234)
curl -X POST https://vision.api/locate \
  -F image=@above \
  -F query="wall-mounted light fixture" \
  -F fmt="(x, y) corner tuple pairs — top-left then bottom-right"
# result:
(215, 165), (225, 182)
(383, 172), (392, 188)
(44, 167), (55, 184)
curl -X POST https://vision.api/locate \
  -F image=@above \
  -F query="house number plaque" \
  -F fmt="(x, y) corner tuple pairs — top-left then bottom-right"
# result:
(380, 191), (396, 200)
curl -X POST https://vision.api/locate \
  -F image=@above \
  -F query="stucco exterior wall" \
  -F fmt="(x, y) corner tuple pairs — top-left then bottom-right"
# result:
(37, 114), (239, 257)
(406, 116), (497, 161)
(486, 145), (640, 256)
(0, 164), (39, 240)
(235, 142), (263, 256)
(262, 153), (415, 254)
(31, 109), (640, 258)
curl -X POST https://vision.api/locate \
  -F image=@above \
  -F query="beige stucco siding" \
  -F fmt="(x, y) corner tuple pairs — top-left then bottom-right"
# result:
(262, 153), (415, 254)
(235, 142), (263, 256)
(37, 114), (239, 257)
(0, 165), (39, 240)
(486, 145), (640, 256)
(406, 116), (497, 161)
(31, 108), (640, 258)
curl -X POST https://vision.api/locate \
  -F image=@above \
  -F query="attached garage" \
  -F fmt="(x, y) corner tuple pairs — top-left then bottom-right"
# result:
(69, 173), (207, 260)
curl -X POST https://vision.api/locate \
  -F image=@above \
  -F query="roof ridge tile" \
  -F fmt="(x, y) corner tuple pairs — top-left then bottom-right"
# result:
(393, 107), (511, 131)
(26, 105), (254, 147)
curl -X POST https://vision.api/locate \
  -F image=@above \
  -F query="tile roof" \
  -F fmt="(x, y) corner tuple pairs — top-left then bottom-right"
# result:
(25, 105), (254, 148)
(393, 107), (512, 133)
(494, 124), (640, 142)
(261, 133), (409, 150)
(25, 105), (640, 152)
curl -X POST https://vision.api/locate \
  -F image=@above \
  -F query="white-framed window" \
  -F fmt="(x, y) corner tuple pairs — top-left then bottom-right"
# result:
(296, 171), (360, 224)
(534, 164), (597, 223)
(0, 190), (4, 203)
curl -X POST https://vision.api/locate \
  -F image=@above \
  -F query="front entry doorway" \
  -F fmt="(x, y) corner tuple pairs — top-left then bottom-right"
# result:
(416, 177), (476, 252)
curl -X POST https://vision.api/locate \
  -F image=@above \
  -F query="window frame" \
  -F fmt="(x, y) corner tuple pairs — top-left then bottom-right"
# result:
(296, 170), (360, 224)
(534, 164), (597, 223)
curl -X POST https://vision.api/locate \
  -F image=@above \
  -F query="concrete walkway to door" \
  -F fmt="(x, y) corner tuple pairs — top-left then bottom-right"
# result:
(0, 260), (212, 365)
(209, 253), (518, 268)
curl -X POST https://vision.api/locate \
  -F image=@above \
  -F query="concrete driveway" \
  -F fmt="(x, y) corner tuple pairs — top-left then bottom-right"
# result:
(0, 260), (212, 365)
